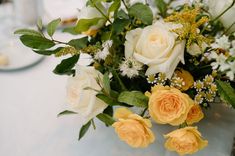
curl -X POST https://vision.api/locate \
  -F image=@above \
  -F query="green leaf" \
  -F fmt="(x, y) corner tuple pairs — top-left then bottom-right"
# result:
(113, 18), (130, 34)
(97, 113), (115, 126)
(154, 0), (167, 17)
(57, 110), (77, 117)
(14, 29), (43, 37)
(108, 0), (121, 14)
(79, 120), (91, 140)
(216, 80), (235, 108)
(129, 3), (153, 25)
(68, 37), (88, 50)
(20, 35), (55, 50)
(63, 26), (78, 35)
(96, 94), (123, 106)
(37, 18), (43, 31)
(47, 18), (61, 37)
(118, 91), (148, 107)
(75, 18), (104, 33)
(116, 9), (129, 19)
(103, 72), (111, 95)
(53, 55), (79, 75)
(33, 47), (63, 56)
(103, 106), (114, 117)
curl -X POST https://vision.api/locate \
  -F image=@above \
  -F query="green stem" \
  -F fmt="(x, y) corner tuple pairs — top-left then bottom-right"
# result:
(91, 119), (96, 130)
(52, 39), (69, 45)
(121, 0), (129, 11)
(223, 21), (235, 35)
(140, 108), (148, 117)
(91, 0), (113, 24)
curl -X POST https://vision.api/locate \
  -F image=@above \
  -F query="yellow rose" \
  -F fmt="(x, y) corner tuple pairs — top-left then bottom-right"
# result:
(112, 108), (155, 148)
(186, 104), (204, 125)
(164, 127), (208, 155)
(174, 69), (194, 91)
(148, 85), (194, 126)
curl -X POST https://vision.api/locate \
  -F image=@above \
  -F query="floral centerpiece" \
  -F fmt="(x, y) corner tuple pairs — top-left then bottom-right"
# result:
(15, 0), (235, 155)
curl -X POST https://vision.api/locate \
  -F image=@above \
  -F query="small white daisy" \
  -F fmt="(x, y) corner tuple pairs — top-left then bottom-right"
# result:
(119, 58), (142, 78)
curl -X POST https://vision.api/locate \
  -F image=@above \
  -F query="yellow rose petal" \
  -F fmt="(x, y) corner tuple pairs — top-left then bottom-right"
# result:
(114, 107), (133, 119)
(148, 85), (194, 126)
(164, 127), (208, 155)
(175, 68), (194, 91)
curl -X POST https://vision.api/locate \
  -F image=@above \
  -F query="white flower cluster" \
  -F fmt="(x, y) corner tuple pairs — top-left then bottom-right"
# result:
(95, 40), (113, 61)
(207, 35), (235, 80)
(119, 57), (143, 78)
(211, 35), (231, 50)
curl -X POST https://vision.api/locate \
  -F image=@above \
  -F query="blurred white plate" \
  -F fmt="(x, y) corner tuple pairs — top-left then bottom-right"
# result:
(0, 39), (44, 72)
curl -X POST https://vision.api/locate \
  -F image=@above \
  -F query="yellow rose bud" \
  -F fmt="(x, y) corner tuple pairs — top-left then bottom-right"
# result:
(164, 127), (208, 155)
(148, 85), (194, 126)
(186, 104), (204, 125)
(112, 108), (155, 148)
(174, 69), (194, 91)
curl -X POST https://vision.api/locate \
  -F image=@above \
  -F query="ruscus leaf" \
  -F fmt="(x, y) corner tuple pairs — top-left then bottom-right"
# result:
(78, 120), (91, 140)
(216, 80), (235, 108)
(47, 18), (61, 37)
(118, 91), (148, 107)
(57, 110), (77, 117)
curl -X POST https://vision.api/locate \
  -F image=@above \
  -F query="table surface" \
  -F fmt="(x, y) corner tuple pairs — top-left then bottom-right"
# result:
(1, 1), (235, 156)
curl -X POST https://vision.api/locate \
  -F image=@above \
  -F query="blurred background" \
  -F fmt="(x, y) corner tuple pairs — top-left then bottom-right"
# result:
(0, 1), (235, 156)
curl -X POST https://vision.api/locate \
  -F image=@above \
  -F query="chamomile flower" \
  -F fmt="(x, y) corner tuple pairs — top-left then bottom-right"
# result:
(119, 58), (142, 78)
(205, 92), (215, 102)
(194, 81), (204, 92)
(195, 94), (204, 104)
(147, 75), (157, 84)
(209, 83), (217, 94)
(171, 74), (185, 89)
(203, 75), (214, 87)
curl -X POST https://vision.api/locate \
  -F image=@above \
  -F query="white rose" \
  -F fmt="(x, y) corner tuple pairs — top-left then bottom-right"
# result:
(78, 5), (107, 36)
(125, 21), (186, 78)
(205, 0), (235, 32)
(67, 65), (107, 121)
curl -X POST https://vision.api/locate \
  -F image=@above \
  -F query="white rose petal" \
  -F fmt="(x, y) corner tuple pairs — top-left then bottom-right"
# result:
(125, 21), (186, 78)
(67, 65), (107, 121)
(205, 0), (235, 32)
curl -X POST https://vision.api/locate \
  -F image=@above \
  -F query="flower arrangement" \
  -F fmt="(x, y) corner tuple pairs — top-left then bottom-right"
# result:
(15, 0), (235, 155)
